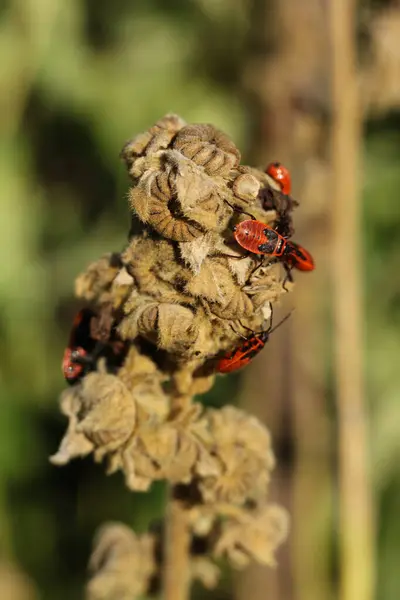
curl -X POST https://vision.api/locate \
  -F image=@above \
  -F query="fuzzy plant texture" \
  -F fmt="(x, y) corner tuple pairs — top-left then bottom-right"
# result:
(51, 114), (294, 599)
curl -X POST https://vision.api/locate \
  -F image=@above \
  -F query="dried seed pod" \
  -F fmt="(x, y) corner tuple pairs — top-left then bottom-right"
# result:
(186, 259), (237, 305)
(224, 254), (256, 287)
(115, 403), (218, 490)
(129, 178), (204, 242)
(87, 523), (157, 600)
(173, 124), (240, 177)
(152, 308), (222, 368)
(213, 504), (289, 568)
(156, 303), (198, 352)
(118, 347), (169, 418)
(121, 114), (186, 173)
(75, 253), (122, 304)
(232, 173), (260, 204)
(145, 129), (176, 155)
(124, 302), (198, 354)
(129, 153), (165, 179)
(116, 291), (154, 340)
(237, 164), (280, 192)
(51, 373), (137, 466)
(243, 263), (289, 309)
(155, 113), (187, 133)
(77, 373), (137, 455)
(198, 406), (275, 506)
(50, 388), (94, 465)
(179, 373), (216, 397)
(209, 289), (254, 320)
(122, 237), (192, 303)
(135, 303), (159, 342)
(173, 157), (228, 231)
(122, 238), (160, 291)
(108, 266), (134, 310)
(121, 130), (154, 166)
(178, 233), (216, 275)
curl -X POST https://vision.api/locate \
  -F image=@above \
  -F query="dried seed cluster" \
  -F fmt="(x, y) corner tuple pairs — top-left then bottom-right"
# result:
(52, 115), (295, 598)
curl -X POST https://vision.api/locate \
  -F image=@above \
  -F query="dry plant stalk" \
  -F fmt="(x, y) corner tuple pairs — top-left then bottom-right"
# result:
(51, 114), (295, 600)
(238, 0), (333, 598)
(330, 3), (375, 600)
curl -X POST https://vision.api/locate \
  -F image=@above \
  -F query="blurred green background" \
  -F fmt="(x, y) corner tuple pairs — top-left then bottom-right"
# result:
(0, 1), (399, 599)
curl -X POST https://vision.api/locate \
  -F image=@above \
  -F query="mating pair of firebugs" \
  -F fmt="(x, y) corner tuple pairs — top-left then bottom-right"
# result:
(216, 162), (314, 375)
(62, 308), (127, 384)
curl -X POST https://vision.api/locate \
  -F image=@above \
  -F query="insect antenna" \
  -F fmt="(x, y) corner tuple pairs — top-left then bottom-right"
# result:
(248, 256), (266, 280)
(236, 319), (266, 336)
(224, 199), (256, 221)
(268, 308), (293, 335)
(282, 264), (294, 292)
(237, 321), (255, 334)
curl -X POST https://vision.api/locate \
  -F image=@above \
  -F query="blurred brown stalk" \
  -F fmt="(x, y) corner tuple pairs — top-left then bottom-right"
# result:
(237, 1), (332, 600)
(329, 1), (375, 599)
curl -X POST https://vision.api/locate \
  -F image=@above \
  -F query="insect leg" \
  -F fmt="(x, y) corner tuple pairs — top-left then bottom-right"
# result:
(220, 251), (251, 260)
(267, 302), (274, 333)
(229, 322), (248, 340)
(269, 308), (293, 334)
(247, 256), (266, 280)
(282, 264), (294, 292)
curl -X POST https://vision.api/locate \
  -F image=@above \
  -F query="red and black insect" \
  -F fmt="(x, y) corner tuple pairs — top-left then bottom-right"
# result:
(233, 219), (287, 257)
(62, 308), (97, 384)
(216, 306), (291, 374)
(62, 307), (129, 384)
(231, 218), (315, 292)
(232, 218), (315, 271)
(285, 241), (315, 272)
(259, 161), (298, 238)
(224, 200), (315, 291)
(265, 162), (291, 195)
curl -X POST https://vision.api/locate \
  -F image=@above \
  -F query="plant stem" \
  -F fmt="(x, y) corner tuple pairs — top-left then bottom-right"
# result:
(329, 1), (375, 600)
(163, 487), (191, 600)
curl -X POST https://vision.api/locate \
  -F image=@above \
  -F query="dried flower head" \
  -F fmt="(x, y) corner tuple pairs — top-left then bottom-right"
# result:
(213, 504), (289, 568)
(173, 123), (241, 176)
(87, 523), (157, 600)
(199, 406), (275, 505)
(52, 115), (301, 597)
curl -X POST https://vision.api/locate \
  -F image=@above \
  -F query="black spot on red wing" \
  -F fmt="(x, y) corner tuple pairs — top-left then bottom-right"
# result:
(264, 229), (279, 243)
(258, 241), (275, 253)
